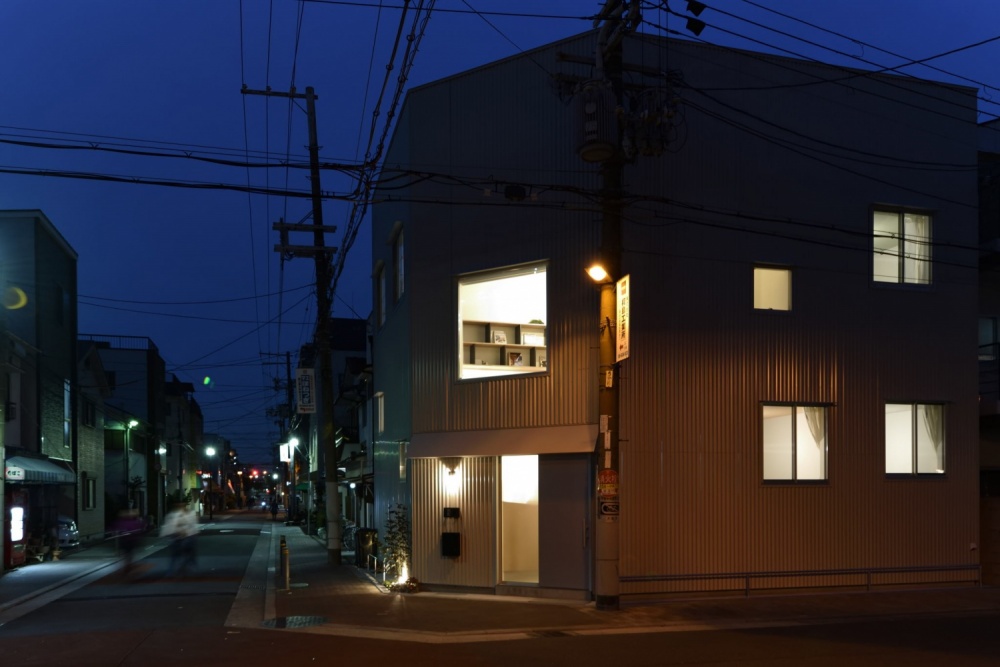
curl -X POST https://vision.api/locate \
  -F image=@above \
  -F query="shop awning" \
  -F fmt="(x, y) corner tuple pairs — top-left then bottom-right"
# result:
(409, 424), (598, 459)
(4, 455), (75, 484)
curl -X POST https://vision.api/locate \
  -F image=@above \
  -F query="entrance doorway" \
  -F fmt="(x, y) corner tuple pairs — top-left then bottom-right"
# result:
(500, 455), (538, 583)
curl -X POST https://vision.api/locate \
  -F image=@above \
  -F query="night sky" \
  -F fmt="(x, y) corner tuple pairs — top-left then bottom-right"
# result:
(2, 1), (997, 463)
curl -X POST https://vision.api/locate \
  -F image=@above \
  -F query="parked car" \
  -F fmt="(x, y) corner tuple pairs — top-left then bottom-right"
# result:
(58, 515), (79, 548)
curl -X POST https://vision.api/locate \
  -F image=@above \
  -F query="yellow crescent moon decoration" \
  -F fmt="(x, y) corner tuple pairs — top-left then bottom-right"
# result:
(3, 286), (28, 310)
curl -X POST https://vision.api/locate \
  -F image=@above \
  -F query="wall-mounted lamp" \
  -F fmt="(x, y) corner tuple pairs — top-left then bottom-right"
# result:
(587, 263), (612, 283)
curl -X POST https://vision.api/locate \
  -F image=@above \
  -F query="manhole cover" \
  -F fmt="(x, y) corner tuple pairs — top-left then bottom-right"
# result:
(262, 616), (328, 629)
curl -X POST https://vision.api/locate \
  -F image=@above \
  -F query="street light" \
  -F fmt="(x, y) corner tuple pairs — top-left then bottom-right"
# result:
(205, 446), (217, 520)
(124, 419), (139, 510)
(288, 437), (300, 523)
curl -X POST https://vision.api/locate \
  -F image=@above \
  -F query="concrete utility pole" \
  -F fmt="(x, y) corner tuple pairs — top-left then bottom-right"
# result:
(585, 0), (641, 612)
(242, 85), (343, 564)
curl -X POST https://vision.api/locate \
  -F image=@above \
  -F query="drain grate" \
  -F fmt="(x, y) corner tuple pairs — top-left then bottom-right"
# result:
(262, 615), (328, 629)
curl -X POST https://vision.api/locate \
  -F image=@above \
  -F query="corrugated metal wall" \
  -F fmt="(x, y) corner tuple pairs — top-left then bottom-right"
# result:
(411, 456), (498, 588)
(374, 32), (981, 598)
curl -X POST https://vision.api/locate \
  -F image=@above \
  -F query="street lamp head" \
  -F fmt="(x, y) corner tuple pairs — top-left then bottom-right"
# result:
(289, 437), (299, 448)
(127, 419), (139, 429)
(206, 446), (216, 457)
(586, 263), (612, 283)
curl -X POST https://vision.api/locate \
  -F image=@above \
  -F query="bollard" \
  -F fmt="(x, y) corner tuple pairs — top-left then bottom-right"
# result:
(279, 536), (290, 590)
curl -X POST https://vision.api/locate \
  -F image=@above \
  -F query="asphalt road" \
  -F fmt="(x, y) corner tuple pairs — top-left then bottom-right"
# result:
(2, 516), (1000, 666)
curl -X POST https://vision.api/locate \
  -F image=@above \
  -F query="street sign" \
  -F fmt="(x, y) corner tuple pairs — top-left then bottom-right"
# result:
(616, 274), (630, 362)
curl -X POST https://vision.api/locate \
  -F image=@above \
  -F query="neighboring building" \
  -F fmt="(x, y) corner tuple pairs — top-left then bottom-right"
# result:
(370, 33), (980, 601)
(81, 334), (167, 527)
(202, 433), (231, 513)
(2, 210), (78, 569)
(297, 317), (367, 537)
(977, 118), (1000, 583)
(76, 341), (111, 543)
(163, 375), (202, 505)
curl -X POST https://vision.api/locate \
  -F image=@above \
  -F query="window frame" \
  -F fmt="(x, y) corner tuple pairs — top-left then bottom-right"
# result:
(761, 402), (830, 483)
(753, 264), (792, 312)
(393, 228), (404, 302)
(872, 207), (933, 285)
(374, 262), (386, 327)
(456, 261), (549, 381)
(884, 402), (945, 476)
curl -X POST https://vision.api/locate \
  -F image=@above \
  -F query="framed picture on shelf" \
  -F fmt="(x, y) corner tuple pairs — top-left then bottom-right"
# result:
(522, 332), (545, 346)
(492, 330), (507, 344)
(508, 352), (524, 366)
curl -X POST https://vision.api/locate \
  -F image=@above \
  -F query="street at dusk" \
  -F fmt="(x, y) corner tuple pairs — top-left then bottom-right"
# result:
(5, 2), (1000, 664)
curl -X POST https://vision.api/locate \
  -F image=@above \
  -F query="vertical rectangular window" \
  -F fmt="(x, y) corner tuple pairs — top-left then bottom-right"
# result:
(375, 391), (385, 435)
(873, 209), (931, 284)
(753, 266), (791, 311)
(84, 477), (97, 510)
(458, 262), (547, 379)
(376, 266), (386, 326)
(63, 379), (71, 448)
(980, 317), (997, 361)
(393, 229), (404, 301)
(398, 442), (407, 481)
(885, 403), (944, 474)
(762, 404), (828, 481)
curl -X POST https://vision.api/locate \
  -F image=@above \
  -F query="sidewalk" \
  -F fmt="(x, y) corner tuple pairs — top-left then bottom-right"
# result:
(6, 512), (1000, 643)
(261, 522), (1000, 642)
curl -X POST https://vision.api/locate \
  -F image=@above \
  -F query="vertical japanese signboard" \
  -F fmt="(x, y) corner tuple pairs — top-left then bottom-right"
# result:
(616, 274), (630, 362)
(296, 368), (315, 414)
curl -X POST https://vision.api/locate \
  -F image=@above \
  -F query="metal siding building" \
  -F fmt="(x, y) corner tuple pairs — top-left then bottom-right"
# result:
(371, 33), (980, 600)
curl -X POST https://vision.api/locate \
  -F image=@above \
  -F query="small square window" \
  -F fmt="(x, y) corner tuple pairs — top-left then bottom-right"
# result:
(754, 267), (791, 311)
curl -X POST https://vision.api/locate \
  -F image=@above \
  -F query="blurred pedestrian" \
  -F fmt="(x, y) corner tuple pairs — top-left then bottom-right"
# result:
(112, 509), (144, 580)
(161, 502), (199, 577)
(270, 497), (278, 521)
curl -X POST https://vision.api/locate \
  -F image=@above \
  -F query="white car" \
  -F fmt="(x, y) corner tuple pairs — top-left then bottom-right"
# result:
(58, 516), (80, 548)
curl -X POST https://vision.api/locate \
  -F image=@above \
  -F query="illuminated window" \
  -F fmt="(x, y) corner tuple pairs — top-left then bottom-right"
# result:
(398, 442), (408, 481)
(458, 262), (547, 379)
(375, 391), (384, 435)
(762, 404), (828, 481)
(754, 266), (791, 311)
(873, 209), (931, 284)
(885, 403), (944, 474)
(501, 455), (538, 583)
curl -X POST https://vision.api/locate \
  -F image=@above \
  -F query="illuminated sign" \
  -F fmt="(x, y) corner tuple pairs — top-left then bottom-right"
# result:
(616, 274), (630, 362)
(5, 465), (25, 481)
(296, 368), (316, 414)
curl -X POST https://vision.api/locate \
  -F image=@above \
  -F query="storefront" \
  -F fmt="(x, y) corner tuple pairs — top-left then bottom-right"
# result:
(4, 454), (76, 569)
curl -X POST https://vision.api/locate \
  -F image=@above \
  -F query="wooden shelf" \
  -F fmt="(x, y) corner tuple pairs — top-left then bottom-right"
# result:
(462, 320), (547, 370)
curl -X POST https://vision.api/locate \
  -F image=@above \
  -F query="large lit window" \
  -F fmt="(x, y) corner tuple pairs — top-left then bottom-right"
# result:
(458, 262), (547, 379)
(762, 404), (828, 481)
(885, 403), (944, 474)
(873, 209), (931, 284)
(754, 266), (791, 311)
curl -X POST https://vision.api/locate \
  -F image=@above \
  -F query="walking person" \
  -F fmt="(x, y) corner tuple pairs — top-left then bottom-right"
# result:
(161, 502), (199, 577)
(112, 509), (145, 581)
(270, 497), (278, 521)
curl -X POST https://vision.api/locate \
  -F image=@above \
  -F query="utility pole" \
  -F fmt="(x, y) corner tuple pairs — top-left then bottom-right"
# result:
(242, 85), (342, 564)
(583, 0), (641, 612)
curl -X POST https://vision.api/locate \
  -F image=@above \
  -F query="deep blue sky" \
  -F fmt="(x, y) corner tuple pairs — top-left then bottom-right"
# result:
(2, 1), (997, 464)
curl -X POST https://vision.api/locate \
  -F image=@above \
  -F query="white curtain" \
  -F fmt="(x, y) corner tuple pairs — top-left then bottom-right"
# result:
(803, 407), (826, 447)
(904, 214), (931, 283)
